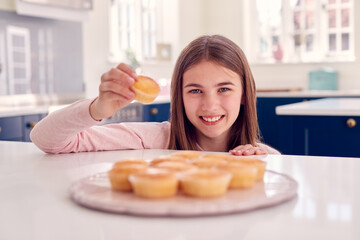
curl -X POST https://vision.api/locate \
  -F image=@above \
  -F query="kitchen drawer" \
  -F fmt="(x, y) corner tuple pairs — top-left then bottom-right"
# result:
(0, 116), (23, 140)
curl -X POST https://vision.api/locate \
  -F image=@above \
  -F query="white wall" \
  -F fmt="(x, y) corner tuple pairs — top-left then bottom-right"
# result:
(82, 0), (112, 98)
(203, 0), (244, 47)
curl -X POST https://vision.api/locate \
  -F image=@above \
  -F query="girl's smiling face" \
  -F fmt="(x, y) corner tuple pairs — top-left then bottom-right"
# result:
(182, 61), (243, 147)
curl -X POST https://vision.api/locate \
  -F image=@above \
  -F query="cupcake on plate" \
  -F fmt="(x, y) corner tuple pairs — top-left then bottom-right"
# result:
(108, 163), (148, 191)
(191, 155), (228, 169)
(179, 168), (232, 198)
(216, 162), (258, 189)
(169, 150), (204, 160)
(113, 159), (148, 168)
(149, 156), (190, 166)
(152, 161), (197, 174)
(129, 168), (179, 199)
(227, 157), (267, 181)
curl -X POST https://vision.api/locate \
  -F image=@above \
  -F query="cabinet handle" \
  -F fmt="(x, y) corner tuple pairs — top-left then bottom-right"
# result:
(26, 122), (37, 129)
(0, 126), (2, 134)
(347, 118), (356, 128)
(150, 108), (158, 115)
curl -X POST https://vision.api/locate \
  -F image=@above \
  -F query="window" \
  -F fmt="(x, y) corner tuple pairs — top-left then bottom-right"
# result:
(0, 30), (7, 95)
(109, 0), (161, 66)
(6, 26), (32, 94)
(252, 0), (354, 63)
(37, 28), (54, 94)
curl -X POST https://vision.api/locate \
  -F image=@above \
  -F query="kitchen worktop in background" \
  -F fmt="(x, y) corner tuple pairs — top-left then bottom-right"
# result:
(2, 89), (360, 155)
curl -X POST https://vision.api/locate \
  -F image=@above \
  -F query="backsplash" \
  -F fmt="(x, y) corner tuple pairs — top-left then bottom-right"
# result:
(0, 10), (83, 95)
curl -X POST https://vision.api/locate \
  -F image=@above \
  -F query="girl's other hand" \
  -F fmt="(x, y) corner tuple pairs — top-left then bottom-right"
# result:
(229, 144), (268, 156)
(90, 63), (137, 121)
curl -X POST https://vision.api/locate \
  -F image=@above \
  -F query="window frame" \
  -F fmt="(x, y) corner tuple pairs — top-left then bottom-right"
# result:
(6, 25), (32, 94)
(109, 0), (162, 65)
(0, 30), (8, 95)
(249, 0), (355, 64)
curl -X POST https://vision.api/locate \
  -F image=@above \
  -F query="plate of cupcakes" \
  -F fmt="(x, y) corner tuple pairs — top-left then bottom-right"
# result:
(69, 151), (298, 217)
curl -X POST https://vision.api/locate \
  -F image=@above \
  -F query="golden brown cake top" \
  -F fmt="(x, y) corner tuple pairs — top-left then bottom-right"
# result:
(170, 151), (204, 159)
(227, 157), (266, 165)
(130, 168), (177, 180)
(150, 156), (190, 166)
(113, 159), (148, 168)
(191, 157), (228, 168)
(152, 161), (197, 172)
(109, 163), (148, 173)
(133, 76), (160, 95)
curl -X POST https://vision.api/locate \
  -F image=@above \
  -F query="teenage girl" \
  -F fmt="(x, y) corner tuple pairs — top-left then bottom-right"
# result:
(30, 35), (280, 155)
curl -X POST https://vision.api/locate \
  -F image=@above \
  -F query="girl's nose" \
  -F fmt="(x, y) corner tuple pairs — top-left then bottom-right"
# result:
(201, 92), (219, 111)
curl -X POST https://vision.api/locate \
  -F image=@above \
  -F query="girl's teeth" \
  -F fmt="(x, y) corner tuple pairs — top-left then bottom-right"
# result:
(202, 116), (222, 122)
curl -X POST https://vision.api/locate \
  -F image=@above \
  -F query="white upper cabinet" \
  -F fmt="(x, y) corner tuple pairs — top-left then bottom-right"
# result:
(15, 0), (93, 22)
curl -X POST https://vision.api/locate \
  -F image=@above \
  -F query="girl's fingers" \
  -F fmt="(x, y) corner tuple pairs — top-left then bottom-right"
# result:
(100, 81), (135, 99)
(255, 149), (268, 155)
(101, 67), (135, 86)
(231, 144), (255, 152)
(243, 149), (256, 156)
(230, 144), (268, 156)
(99, 81), (123, 94)
(230, 149), (242, 155)
(116, 63), (138, 79)
(101, 91), (134, 102)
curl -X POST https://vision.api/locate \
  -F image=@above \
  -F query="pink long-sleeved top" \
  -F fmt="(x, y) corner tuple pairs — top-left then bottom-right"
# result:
(30, 99), (171, 153)
(31, 99), (280, 154)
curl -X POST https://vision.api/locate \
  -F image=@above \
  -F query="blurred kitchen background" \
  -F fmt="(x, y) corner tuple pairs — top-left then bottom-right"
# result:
(0, 0), (359, 157)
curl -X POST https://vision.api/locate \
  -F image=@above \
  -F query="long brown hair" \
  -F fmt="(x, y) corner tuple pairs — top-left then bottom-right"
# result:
(168, 35), (260, 151)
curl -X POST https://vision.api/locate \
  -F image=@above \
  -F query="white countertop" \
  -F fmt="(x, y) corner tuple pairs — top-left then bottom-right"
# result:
(0, 98), (170, 118)
(0, 93), (85, 118)
(0, 141), (359, 240)
(257, 89), (360, 98)
(0, 105), (49, 117)
(276, 98), (360, 116)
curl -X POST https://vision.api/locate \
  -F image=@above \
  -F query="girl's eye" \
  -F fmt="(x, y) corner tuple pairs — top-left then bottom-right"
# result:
(189, 89), (202, 94)
(218, 87), (230, 93)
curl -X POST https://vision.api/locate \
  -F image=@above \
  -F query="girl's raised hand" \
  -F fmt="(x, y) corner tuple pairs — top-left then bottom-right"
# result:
(90, 63), (137, 120)
(229, 144), (268, 156)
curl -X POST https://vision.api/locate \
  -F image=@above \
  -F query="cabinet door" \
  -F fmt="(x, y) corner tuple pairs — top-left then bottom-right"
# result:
(142, 103), (170, 122)
(23, 114), (42, 142)
(279, 115), (360, 157)
(0, 116), (23, 140)
(257, 97), (319, 150)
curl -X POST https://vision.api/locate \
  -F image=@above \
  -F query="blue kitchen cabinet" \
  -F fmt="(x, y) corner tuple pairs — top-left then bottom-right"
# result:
(142, 102), (171, 122)
(0, 116), (23, 141)
(0, 114), (47, 142)
(23, 114), (47, 142)
(104, 102), (171, 124)
(256, 97), (320, 152)
(278, 115), (360, 157)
